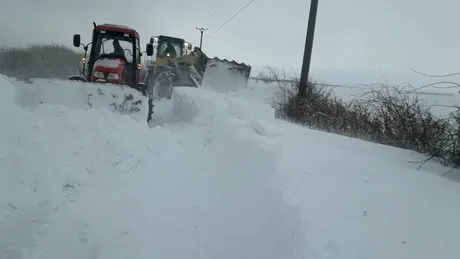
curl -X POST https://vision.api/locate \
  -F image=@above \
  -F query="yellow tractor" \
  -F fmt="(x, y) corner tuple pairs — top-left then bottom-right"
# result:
(145, 35), (251, 99)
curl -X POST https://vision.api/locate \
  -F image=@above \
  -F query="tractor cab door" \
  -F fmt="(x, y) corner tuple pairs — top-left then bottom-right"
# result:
(120, 38), (142, 85)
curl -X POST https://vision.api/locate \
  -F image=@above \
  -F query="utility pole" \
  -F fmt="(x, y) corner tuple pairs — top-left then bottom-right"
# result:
(298, 0), (319, 98)
(196, 27), (208, 49)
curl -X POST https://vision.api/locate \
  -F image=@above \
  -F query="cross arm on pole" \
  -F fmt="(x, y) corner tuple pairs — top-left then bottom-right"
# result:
(196, 27), (209, 49)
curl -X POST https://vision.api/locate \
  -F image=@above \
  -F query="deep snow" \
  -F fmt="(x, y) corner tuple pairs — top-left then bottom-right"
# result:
(1, 75), (460, 259)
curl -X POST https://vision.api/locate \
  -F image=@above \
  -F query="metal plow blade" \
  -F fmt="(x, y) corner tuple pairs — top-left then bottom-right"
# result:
(201, 58), (251, 93)
(14, 79), (149, 123)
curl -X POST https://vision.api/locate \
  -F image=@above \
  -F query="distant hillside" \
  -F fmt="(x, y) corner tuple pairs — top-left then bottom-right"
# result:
(0, 44), (83, 80)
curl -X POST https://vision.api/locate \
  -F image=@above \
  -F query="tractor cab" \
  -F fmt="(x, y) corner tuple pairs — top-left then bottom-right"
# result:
(147, 35), (192, 65)
(72, 23), (152, 85)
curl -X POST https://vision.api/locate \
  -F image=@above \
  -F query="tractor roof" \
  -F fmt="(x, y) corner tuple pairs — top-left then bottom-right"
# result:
(151, 35), (183, 41)
(95, 23), (139, 38)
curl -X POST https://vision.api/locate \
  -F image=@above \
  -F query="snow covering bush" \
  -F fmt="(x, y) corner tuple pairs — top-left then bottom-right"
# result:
(259, 66), (460, 169)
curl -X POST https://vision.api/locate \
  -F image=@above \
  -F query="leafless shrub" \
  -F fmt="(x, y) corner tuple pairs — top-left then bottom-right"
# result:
(263, 66), (460, 169)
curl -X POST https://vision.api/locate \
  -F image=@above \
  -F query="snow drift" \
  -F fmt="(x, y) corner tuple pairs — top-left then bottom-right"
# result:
(1, 77), (460, 259)
(0, 79), (305, 259)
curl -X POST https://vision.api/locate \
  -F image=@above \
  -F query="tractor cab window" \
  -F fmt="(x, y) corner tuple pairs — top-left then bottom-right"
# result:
(96, 35), (134, 63)
(158, 41), (181, 58)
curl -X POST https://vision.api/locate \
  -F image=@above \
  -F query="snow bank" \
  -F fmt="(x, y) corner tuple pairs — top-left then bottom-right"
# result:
(272, 123), (460, 259)
(12, 78), (149, 123)
(0, 84), (152, 258)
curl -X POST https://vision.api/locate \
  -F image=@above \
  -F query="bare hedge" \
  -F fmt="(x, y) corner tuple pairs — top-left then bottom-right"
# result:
(258, 66), (460, 169)
(0, 43), (82, 80)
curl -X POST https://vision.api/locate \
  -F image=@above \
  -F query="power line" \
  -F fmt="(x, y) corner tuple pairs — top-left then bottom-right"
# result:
(200, 0), (208, 12)
(209, 0), (221, 17)
(208, 0), (256, 38)
(199, 0), (219, 31)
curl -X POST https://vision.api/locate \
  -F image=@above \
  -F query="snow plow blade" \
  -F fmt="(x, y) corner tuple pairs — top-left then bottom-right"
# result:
(14, 79), (149, 123)
(201, 57), (251, 93)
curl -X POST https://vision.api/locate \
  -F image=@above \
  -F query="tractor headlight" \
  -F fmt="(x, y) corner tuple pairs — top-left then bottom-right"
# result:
(93, 71), (104, 78)
(107, 73), (119, 80)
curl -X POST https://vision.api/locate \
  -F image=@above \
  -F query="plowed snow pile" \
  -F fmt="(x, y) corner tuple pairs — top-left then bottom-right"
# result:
(13, 78), (149, 123)
(1, 76), (460, 259)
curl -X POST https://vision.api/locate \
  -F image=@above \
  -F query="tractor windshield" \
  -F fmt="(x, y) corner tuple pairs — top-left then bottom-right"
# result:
(157, 41), (181, 58)
(95, 34), (134, 63)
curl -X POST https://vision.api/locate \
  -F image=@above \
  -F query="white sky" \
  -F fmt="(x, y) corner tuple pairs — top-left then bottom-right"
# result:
(1, 0), (459, 84)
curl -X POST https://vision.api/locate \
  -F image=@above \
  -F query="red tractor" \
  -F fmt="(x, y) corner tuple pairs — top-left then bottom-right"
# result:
(68, 22), (155, 121)
(68, 22), (153, 95)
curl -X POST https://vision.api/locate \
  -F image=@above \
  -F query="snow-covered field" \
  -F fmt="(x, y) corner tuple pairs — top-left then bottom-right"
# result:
(1, 75), (460, 259)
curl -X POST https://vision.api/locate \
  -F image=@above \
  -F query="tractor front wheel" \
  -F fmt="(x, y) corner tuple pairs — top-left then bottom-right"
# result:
(154, 71), (174, 100)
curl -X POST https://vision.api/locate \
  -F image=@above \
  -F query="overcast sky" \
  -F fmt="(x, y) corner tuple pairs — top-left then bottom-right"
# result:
(1, 0), (459, 84)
